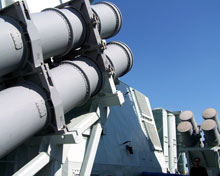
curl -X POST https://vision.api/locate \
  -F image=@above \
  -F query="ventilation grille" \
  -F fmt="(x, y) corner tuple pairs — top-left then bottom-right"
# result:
(134, 90), (151, 118)
(143, 121), (162, 151)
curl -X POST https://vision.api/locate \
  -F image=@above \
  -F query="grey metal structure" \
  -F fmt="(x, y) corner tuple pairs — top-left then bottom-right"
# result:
(177, 109), (220, 176)
(201, 119), (220, 146)
(0, 1), (122, 76)
(153, 109), (187, 175)
(177, 121), (196, 147)
(182, 146), (220, 176)
(173, 111), (187, 175)
(201, 108), (220, 147)
(202, 108), (220, 144)
(0, 0), (134, 175)
(179, 110), (199, 134)
(178, 110), (202, 147)
(0, 41), (132, 159)
(3, 0), (220, 175)
(92, 82), (167, 175)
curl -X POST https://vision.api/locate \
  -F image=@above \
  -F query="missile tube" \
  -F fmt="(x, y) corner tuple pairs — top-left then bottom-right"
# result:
(201, 119), (220, 146)
(92, 2), (122, 39)
(50, 58), (102, 113)
(179, 110), (199, 134)
(0, 84), (48, 158)
(0, 17), (25, 76)
(202, 108), (220, 133)
(104, 41), (133, 78)
(0, 41), (133, 159)
(31, 8), (86, 59)
(0, 1), (122, 76)
(177, 121), (197, 147)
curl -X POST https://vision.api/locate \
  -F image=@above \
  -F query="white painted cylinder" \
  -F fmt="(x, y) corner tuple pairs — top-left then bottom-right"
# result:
(167, 113), (177, 173)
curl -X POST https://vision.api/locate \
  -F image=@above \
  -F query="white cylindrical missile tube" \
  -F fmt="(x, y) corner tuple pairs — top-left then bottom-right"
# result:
(177, 121), (197, 147)
(92, 2), (122, 39)
(0, 84), (48, 158)
(202, 108), (220, 133)
(50, 41), (133, 113)
(50, 58), (102, 113)
(31, 8), (86, 59)
(104, 42), (133, 78)
(201, 119), (220, 146)
(179, 110), (199, 134)
(0, 17), (25, 76)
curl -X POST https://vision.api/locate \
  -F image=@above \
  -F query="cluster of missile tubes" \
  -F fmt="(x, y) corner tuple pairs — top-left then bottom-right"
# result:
(178, 108), (220, 147)
(0, 0), (133, 159)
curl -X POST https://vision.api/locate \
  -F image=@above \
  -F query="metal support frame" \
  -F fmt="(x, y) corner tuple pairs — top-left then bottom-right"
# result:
(80, 122), (103, 176)
(99, 73), (125, 107)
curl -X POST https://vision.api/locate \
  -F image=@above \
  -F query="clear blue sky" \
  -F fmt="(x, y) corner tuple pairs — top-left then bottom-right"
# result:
(94, 0), (220, 125)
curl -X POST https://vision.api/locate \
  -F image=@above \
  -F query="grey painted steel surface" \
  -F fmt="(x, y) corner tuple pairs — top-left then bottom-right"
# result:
(92, 82), (166, 175)
(92, 2), (122, 39)
(0, 1), (123, 77)
(202, 108), (220, 133)
(201, 119), (220, 146)
(50, 42), (132, 113)
(31, 8), (86, 58)
(50, 58), (101, 113)
(0, 17), (24, 76)
(177, 121), (196, 147)
(153, 109), (187, 175)
(0, 84), (47, 158)
(104, 42), (133, 78)
(179, 110), (199, 134)
(153, 109), (170, 170)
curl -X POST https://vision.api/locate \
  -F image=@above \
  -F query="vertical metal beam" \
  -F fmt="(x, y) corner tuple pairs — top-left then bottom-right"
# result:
(80, 122), (102, 176)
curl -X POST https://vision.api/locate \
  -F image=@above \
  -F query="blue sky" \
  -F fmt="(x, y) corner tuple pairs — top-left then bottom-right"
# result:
(94, 0), (220, 125)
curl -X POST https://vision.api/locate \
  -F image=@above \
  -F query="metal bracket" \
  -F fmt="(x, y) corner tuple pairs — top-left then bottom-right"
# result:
(99, 72), (125, 107)
(56, 0), (110, 72)
(66, 112), (99, 143)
